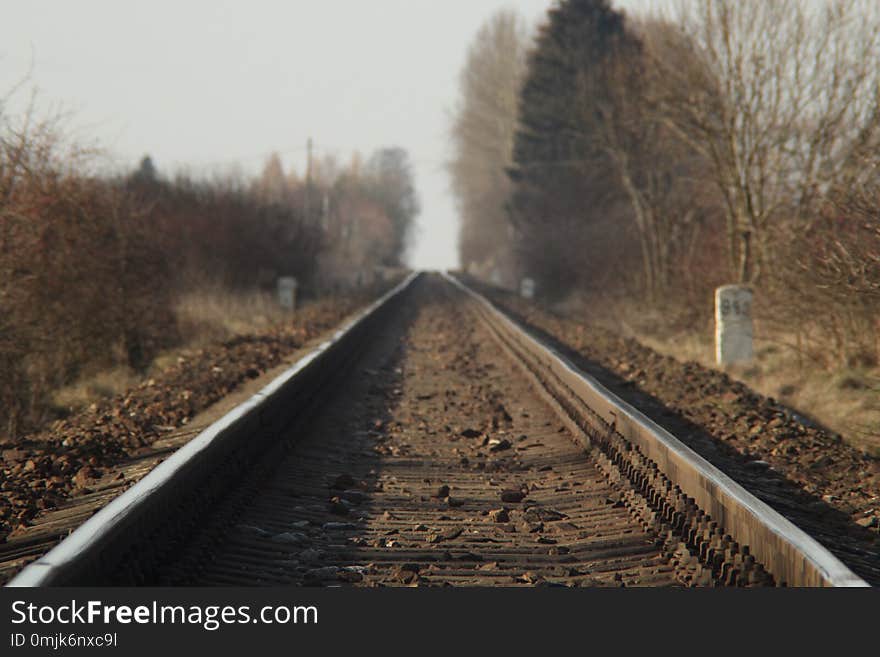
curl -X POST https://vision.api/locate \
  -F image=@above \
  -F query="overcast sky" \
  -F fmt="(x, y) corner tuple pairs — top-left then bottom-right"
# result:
(1, 0), (655, 270)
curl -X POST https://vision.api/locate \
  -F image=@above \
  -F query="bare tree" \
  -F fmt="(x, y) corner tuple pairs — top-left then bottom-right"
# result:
(253, 152), (288, 204)
(584, 18), (719, 302)
(364, 147), (419, 267)
(644, 0), (880, 283)
(449, 9), (530, 285)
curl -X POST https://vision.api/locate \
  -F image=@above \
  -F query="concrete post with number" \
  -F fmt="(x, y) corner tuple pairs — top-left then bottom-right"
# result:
(715, 285), (753, 364)
(277, 277), (298, 311)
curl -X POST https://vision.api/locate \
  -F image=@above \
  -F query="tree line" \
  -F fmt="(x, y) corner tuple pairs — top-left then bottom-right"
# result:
(0, 101), (417, 438)
(450, 0), (880, 368)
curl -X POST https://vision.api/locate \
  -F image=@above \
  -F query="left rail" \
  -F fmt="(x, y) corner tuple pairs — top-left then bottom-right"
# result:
(7, 272), (420, 586)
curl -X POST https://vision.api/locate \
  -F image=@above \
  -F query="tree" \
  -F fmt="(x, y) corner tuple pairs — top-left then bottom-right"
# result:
(644, 0), (880, 283)
(325, 166), (396, 273)
(132, 155), (157, 184)
(253, 152), (288, 204)
(364, 147), (419, 267)
(449, 9), (530, 285)
(508, 0), (634, 296)
(589, 18), (720, 301)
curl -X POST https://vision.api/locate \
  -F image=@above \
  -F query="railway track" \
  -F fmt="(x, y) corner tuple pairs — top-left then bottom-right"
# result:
(5, 273), (869, 587)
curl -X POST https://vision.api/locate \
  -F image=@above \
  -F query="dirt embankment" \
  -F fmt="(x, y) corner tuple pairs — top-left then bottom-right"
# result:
(0, 293), (384, 543)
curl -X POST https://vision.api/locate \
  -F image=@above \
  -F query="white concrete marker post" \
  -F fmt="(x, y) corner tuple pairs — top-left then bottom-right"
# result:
(715, 285), (753, 364)
(277, 276), (298, 311)
(520, 277), (536, 300)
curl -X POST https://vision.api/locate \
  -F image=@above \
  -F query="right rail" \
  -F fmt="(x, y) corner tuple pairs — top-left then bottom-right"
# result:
(447, 273), (869, 587)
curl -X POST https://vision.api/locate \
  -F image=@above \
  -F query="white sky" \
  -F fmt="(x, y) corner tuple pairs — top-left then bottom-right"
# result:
(1, 0), (655, 270)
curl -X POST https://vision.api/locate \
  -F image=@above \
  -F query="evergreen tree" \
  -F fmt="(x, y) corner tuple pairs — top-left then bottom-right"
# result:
(509, 0), (633, 294)
(131, 155), (158, 186)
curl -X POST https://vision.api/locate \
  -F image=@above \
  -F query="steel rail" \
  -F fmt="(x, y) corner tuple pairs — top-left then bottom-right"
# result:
(444, 272), (869, 587)
(8, 272), (421, 587)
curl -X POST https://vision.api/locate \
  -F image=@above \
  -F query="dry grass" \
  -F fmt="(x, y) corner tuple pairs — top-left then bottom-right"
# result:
(51, 367), (141, 415)
(148, 287), (302, 375)
(599, 298), (880, 456)
(173, 287), (293, 344)
(49, 287), (295, 418)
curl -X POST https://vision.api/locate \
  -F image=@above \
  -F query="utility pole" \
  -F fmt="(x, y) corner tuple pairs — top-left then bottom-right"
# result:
(304, 137), (313, 223)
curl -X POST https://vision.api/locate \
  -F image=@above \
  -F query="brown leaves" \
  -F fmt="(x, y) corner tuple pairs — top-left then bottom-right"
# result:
(0, 297), (363, 541)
